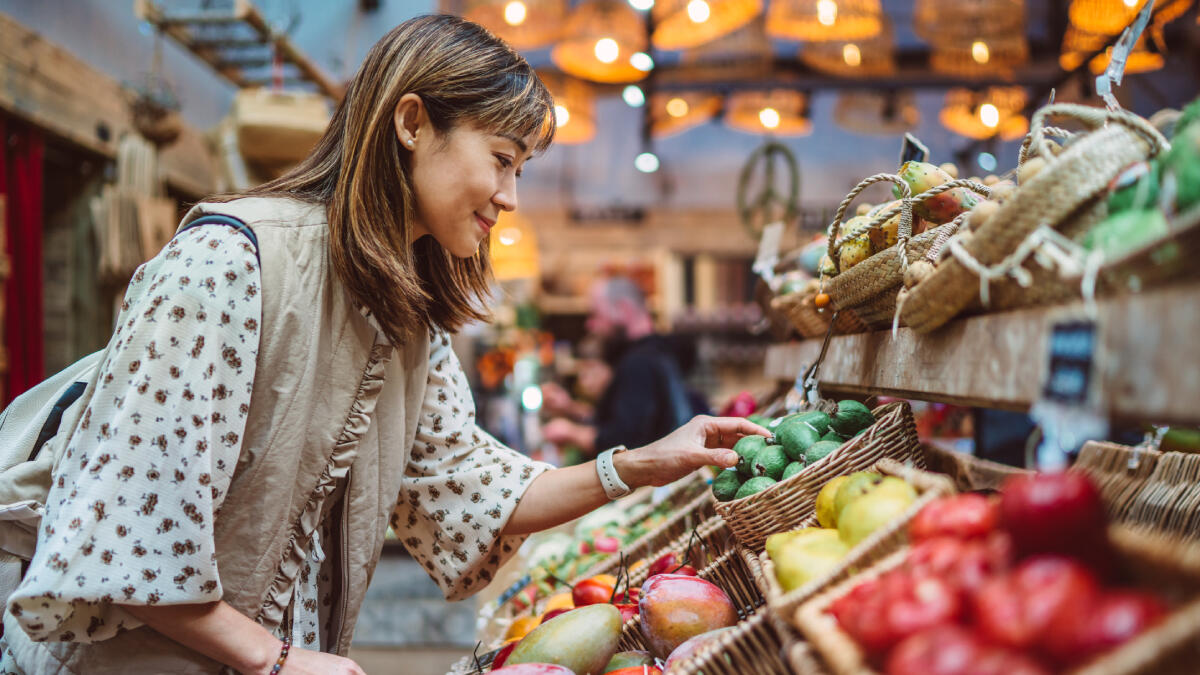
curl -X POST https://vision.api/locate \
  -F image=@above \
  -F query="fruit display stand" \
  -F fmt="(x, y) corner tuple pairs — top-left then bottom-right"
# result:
(581, 490), (717, 582)
(751, 460), (954, 639)
(715, 402), (922, 552)
(793, 526), (1200, 675)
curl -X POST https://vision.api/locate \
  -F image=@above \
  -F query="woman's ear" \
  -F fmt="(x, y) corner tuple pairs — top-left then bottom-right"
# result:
(393, 93), (425, 149)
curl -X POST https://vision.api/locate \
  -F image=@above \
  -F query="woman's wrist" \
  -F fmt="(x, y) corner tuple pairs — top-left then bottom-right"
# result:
(611, 447), (646, 489)
(247, 635), (285, 675)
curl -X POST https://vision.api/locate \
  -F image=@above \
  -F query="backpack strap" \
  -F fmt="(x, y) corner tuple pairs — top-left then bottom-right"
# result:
(178, 213), (259, 263)
(27, 382), (87, 464)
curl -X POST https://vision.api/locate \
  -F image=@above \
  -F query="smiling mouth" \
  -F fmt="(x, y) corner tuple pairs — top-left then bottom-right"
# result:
(475, 213), (495, 233)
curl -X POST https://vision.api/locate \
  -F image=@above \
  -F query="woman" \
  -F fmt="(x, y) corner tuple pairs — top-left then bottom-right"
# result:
(1, 14), (765, 675)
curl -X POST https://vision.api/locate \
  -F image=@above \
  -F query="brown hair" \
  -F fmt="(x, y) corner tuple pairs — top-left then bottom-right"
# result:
(223, 14), (554, 344)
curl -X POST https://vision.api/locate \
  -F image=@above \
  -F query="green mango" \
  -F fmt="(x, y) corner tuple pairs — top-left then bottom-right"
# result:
(508, 604), (622, 675)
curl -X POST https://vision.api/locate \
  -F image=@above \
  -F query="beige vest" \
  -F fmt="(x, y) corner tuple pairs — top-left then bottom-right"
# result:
(5, 197), (430, 673)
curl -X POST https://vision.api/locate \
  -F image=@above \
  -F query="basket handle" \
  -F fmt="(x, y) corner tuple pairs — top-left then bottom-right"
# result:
(1023, 103), (1170, 166)
(826, 173), (912, 274)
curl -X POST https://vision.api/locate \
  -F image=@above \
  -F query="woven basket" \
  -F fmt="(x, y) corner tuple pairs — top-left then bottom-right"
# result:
(901, 103), (1171, 333)
(619, 515), (734, 594)
(823, 174), (990, 330)
(1073, 440), (1164, 525)
(672, 607), (794, 675)
(921, 442), (1031, 493)
(1123, 452), (1200, 541)
(772, 288), (869, 338)
(714, 402), (922, 552)
(753, 460), (955, 637)
(795, 525), (1200, 675)
(582, 490), (717, 582)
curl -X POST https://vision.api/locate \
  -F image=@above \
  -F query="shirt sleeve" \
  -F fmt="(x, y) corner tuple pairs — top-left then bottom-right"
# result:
(8, 226), (260, 643)
(391, 330), (552, 602)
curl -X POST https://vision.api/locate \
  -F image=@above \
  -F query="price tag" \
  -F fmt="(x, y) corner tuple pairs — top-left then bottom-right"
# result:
(753, 221), (785, 281)
(900, 133), (930, 166)
(1096, 0), (1156, 110)
(1042, 319), (1097, 406)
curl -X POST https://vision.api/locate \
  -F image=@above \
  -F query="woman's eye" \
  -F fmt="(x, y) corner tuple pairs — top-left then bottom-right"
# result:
(495, 154), (513, 169)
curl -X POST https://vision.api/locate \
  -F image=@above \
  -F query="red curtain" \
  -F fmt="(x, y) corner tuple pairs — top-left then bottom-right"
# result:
(0, 114), (45, 405)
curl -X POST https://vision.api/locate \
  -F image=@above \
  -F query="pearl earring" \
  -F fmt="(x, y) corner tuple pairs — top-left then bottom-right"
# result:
(406, 139), (414, 148)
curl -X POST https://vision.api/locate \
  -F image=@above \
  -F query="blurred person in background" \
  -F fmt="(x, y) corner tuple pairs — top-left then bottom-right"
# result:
(542, 277), (709, 458)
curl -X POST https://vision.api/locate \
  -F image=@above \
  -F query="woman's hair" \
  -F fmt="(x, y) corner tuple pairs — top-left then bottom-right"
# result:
(223, 14), (555, 344)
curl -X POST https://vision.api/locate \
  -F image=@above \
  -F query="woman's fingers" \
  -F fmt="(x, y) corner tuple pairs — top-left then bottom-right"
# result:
(698, 416), (772, 448)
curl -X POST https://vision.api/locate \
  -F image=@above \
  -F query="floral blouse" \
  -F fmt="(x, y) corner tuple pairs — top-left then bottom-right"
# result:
(3, 225), (550, 666)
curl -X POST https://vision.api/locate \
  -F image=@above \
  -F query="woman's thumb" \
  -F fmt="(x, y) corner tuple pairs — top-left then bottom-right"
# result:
(710, 448), (738, 468)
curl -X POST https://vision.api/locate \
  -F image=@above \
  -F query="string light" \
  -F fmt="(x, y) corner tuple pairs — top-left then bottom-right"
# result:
(759, 107), (781, 129)
(622, 85), (645, 107)
(687, 0), (711, 22)
(842, 43), (862, 66)
(555, 104), (571, 126)
(594, 37), (619, 63)
(979, 103), (999, 128)
(630, 51), (655, 71)
(817, 0), (839, 26)
(971, 40), (990, 64)
(503, 1), (527, 26)
(666, 97), (690, 117)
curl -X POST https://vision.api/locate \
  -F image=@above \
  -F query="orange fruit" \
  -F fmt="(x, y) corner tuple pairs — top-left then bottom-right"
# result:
(590, 573), (618, 588)
(544, 592), (574, 612)
(503, 615), (540, 642)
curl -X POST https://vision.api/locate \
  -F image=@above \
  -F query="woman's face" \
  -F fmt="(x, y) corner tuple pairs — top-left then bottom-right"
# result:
(399, 99), (536, 258)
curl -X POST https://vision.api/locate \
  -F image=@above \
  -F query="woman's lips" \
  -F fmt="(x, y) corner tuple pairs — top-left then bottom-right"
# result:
(475, 213), (494, 233)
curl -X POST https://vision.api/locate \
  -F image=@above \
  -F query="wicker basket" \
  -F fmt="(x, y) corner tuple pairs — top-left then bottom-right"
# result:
(752, 460), (955, 637)
(1123, 452), (1200, 541)
(582, 490), (717, 581)
(823, 174), (990, 331)
(795, 525), (1200, 675)
(714, 402), (922, 552)
(1073, 440), (1164, 525)
(900, 104), (1171, 333)
(772, 288), (869, 338)
(618, 515), (734, 594)
(921, 442), (1031, 493)
(672, 607), (793, 675)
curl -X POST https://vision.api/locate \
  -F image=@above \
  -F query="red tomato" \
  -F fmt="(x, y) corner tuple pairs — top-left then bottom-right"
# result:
(972, 555), (1100, 650)
(606, 667), (663, 675)
(999, 472), (1111, 569)
(614, 602), (639, 623)
(647, 552), (679, 578)
(835, 569), (962, 659)
(1042, 590), (1168, 667)
(909, 493), (999, 542)
(885, 624), (983, 675)
(571, 578), (614, 607)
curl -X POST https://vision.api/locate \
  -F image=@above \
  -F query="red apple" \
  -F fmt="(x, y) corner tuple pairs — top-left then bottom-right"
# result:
(648, 552), (679, 577)
(909, 493), (999, 542)
(1042, 590), (1168, 667)
(572, 578), (614, 607)
(973, 555), (1100, 650)
(491, 641), (518, 670)
(885, 624), (983, 675)
(593, 535), (621, 553)
(907, 533), (1013, 596)
(538, 608), (570, 624)
(999, 472), (1110, 567)
(638, 574), (738, 659)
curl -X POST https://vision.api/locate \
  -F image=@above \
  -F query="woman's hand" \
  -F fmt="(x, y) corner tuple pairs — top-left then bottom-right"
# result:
(616, 415), (771, 488)
(277, 648), (366, 675)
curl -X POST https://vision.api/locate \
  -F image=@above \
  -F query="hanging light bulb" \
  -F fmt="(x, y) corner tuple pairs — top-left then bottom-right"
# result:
(629, 0), (655, 9)
(666, 97), (690, 117)
(497, 226), (523, 246)
(503, 1), (528, 26)
(979, 102), (1000, 128)
(555, 104), (571, 126)
(842, 43), (862, 66)
(635, 151), (660, 172)
(971, 40), (990, 64)
(817, 0), (839, 26)
(630, 51), (655, 71)
(1123, 0), (1139, 7)
(759, 107), (781, 129)
(594, 37), (620, 63)
(622, 84), (645, 107)
(687, 0), (711, 22)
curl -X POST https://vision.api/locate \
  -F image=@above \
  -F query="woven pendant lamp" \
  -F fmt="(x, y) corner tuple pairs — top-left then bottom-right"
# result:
(1060, 23), (1166, 74)
(461, 0), (567, 49)
(913, 0), (1024, 43)
(799, 18), (895, 76)
(651, 0), (763, 50)
(1068, 0), (1192, 36)
(930, 32), (1029, 79)
(551, 0), (648, 83)
(834, 91), (918, 135)
(538, 71), (596, 144)
(490, 211), (540, 280)
(726, 90), (811, 136)
(679, 15), (772, 79)
(650, 91), (723, 138)
(939, 87), (1028, 141)
(766, 0), (883, 42)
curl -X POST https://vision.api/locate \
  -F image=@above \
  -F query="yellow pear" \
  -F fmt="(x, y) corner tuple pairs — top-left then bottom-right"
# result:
(837, 486), (917, 548)
(774, 529), (849, 592)
(816, 476), (848, 528)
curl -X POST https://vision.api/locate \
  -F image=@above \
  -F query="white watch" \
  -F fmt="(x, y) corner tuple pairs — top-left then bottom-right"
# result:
(596, 446), (633, 500)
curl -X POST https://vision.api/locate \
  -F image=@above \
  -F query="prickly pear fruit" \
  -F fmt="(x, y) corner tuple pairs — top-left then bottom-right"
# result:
(839, 234), (872, 271)
(895, 161), (952, 197)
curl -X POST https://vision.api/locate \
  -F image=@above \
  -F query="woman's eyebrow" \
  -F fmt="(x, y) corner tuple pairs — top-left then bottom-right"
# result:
(497, 133), (528, 154)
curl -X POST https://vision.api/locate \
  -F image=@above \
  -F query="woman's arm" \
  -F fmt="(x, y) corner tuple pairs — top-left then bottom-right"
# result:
(504, 415), (768, 535)
(123, 602), (366, 675)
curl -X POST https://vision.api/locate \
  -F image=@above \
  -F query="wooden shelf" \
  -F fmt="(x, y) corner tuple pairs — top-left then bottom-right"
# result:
(764, 283), (1200, 425)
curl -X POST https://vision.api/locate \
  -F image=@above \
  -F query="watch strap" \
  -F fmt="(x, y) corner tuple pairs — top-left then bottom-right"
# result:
(596, 446), (632, 500)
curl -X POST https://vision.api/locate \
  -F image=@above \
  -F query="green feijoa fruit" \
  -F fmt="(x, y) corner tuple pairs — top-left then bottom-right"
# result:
(804, 440), (842, 465)
(735, 476), (778, 500)
(734, 435), (769, 478)
(781, 461), (805, 481)
(787, 410), (832, 437)
(830, 400), (875, 437)
(776, 422), (821, 462)
(753, 445), (790, 481)
(712, 469), (742, 502)
(821, 430), (847, 444)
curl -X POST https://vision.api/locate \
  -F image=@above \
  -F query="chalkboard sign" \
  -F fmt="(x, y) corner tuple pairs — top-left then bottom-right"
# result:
(1042, 319), (1097, 406)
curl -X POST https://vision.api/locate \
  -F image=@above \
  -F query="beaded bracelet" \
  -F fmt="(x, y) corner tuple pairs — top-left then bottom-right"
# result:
(269, 637), (291, 675)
